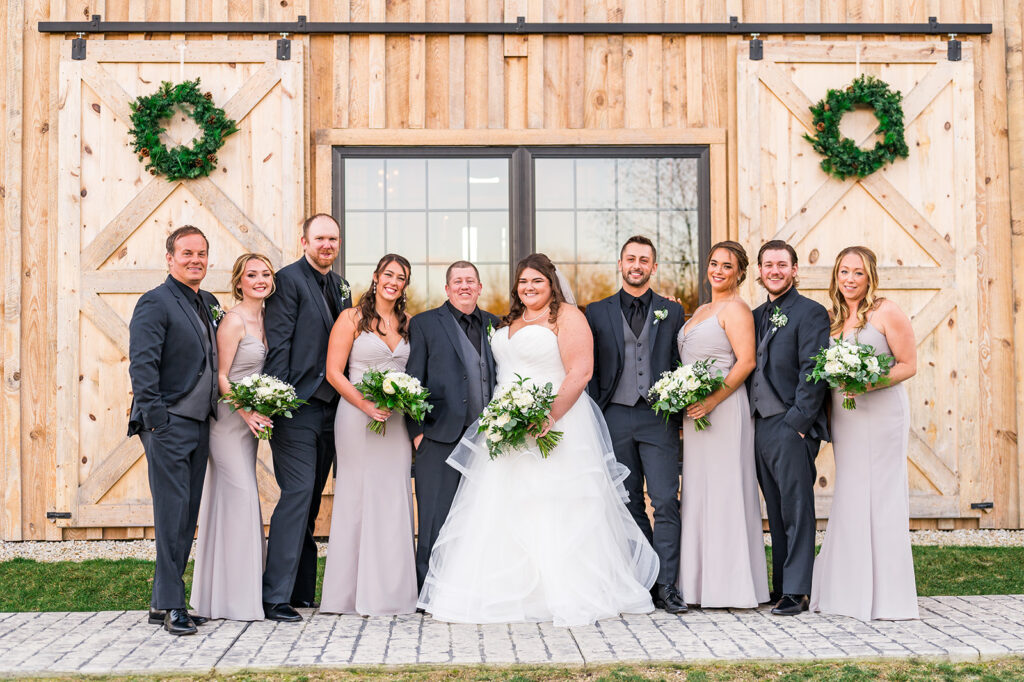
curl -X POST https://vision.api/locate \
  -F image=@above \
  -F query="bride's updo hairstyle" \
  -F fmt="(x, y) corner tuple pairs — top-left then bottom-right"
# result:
(356, 253), (412, 340)
(500, 252), (567, 329)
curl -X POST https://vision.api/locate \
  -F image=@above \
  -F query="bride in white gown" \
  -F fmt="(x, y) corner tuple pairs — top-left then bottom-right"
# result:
(417, 253), (659, 627)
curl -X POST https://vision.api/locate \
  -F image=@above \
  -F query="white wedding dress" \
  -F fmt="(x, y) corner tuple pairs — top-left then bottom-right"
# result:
(417, 325), (659, 626)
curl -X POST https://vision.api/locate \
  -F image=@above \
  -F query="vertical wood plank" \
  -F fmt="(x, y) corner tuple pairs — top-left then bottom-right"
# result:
(566, 0), (584, 128)
(425, 0), (449, 128)
(408, 0), (426, 129)
(464, 0), (488, 129)
(486, 0), (504, 128)
(526, 0), (544, 128)
(332, 0), (350, 128)
(542, 1), (567, 128)
(1, 0), (24, 541)
(622, 0), (647, 128)
(685, 0), (704, 127)
(368, 0), (386, 129)
(583, 36), (608, 128)
(448, 0), (466, 129)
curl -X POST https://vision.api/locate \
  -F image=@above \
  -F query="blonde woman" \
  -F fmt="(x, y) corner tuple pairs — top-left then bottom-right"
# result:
(810, 246), (919, 621)
(191, 253), (275, 621)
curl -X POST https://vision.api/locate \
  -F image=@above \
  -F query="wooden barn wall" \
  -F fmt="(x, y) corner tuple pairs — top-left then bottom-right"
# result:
(1, 0), (1023, 539)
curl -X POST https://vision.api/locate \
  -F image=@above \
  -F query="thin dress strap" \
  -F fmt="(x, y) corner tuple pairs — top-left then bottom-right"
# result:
(226, 309), (248, 336)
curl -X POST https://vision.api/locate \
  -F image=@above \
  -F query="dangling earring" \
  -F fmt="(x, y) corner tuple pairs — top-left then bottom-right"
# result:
(372, 281), (377, 294)
(401, 290), (407, 303)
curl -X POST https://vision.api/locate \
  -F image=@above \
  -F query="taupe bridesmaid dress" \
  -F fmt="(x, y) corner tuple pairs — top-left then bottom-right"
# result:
(676, 306), (770, 608)
(190, 313), (267, 621)
(320, 332), (418, 616)
(810, 320), (918, 620)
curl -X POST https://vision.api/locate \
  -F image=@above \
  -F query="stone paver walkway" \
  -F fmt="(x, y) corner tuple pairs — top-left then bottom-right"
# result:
(2, 596), (1024, 675)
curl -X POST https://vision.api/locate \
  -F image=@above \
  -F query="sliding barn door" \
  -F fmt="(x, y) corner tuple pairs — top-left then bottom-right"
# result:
(738, 42), (979, 520)
(55, 41), (304, 531)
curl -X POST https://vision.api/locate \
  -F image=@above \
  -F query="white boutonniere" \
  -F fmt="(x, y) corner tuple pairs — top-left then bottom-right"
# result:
(652, 308), (668, 325)
(209, 304), (225, 324)
(769, 306), (788, 331)
(339, 281), (351, 300)
(486, 321), (496, 341)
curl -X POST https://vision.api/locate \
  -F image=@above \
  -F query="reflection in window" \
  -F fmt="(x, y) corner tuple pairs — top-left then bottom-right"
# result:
(343, 158), (511, 315)
(535, 157), (700, 311)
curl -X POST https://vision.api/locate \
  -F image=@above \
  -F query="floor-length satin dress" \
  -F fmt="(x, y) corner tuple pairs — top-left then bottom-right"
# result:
(320, 332), (418, 616)
(191, 327), (267, 621)
(810, 322), (918, 620)
(676, 309), (769, 608)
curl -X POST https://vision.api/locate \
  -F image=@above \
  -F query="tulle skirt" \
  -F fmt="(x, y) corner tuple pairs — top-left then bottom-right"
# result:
(417, 394), (659, 627)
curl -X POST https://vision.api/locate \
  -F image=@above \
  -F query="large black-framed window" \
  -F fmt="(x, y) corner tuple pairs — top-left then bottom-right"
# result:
(332, 145), (711, 313)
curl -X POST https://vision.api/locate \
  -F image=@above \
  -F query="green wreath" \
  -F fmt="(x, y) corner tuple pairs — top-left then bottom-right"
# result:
(803, 74), (909, 180)
(128, 79), (239, 182)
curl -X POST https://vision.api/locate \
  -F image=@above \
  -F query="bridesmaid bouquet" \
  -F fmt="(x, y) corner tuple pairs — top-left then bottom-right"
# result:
(221, 373), (306, 440)
(648, 359), (726, 431)
(807, 338), (894, 409)
(354, 369), (432, 435)
(477, 374), (564, 459)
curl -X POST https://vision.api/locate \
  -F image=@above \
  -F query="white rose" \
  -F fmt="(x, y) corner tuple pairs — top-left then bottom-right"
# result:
(514, 394), (534, 409)
(685, 378), (700, 392)
(382, 378), (397, 395)
(494, 413), (511, 427)
(865, 356), (880, 373)
(824, 360), (843, 375)
(487, 431), (503, 443)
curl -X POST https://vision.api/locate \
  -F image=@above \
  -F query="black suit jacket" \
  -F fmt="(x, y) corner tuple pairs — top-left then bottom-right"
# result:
(404, 304), (500, 444)
(585, 290), (685, 412)
(127, 276), (220, 435)
(750, 288), (831, 442)
(264, 258), (352, 401)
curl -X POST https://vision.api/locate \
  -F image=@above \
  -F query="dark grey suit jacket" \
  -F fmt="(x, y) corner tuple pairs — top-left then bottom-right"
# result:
(127, 275), (220, 435)
(750, 288), (831, 442)
(263, 258), (352, 401)
(404, 304), (499, 444)
(584, 290), (685, 412)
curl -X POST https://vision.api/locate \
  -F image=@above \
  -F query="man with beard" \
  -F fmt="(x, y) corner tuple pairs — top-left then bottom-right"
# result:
(586, 235), (687, 614)
(262, 213), (351, 622)
(749, 240), (830, 616)
(405, 261), (499, 589)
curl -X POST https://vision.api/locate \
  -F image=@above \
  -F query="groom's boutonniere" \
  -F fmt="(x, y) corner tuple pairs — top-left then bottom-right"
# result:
(769, 306), (788, 332)
(209, 304), (225, 325)
(339, 281), (351, 300)
(652, 308), (668, 325)
(486, 321), (496, 341)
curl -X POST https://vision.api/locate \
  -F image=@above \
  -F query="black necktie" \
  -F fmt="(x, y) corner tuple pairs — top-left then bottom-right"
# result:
(319, 275), (339, 319)
(460, 313), (482, 351)
(629, 298), (645, 339)
(760, 304), (774, 338)
(193, 296), (215, 367)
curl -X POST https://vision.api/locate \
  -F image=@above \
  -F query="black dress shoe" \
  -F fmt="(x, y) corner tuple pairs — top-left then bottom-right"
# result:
(771, 594), (809, 616)
(148, 608), (165, 625)
(653, 583), (688, 614)
(263, 602), (303, 622)
(290, 600), (320, 609)
(163, 608), (197, 636)
(190, 614), (209, 625)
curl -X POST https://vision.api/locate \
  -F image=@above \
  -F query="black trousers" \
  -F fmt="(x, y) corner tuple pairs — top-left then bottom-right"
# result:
(604, 402), (681, 585)
(754, 413), (819, 596)
(139, 414), (210, 610)
(263, 398), (336, 604)
(413, 435), (464, 589)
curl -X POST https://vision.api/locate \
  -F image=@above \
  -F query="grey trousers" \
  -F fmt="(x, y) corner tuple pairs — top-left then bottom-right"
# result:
(413, 435), (463, 589)
(754, 413), (819, 596)
(139, 414), (210, 610)
(263, 399), (336, 605)
(604, 403), (681, 585)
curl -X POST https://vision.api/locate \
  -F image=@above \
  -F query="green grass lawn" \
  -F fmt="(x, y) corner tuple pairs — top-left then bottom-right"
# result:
(0, 546), (1021, 613)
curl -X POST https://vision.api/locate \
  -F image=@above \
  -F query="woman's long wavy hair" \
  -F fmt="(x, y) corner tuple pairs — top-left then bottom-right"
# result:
(356, 253), (412, 339)
(828, 245), (883, 337)
(499, 253), (566, 329)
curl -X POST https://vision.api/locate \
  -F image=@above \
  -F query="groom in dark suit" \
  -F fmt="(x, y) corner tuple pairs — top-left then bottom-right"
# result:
(749, 239), (830, 616)
(586, 235), (687, 614)
(262, 213), (351, 622)
(128, 225), (219, 635)
(405, 261), (499, 588)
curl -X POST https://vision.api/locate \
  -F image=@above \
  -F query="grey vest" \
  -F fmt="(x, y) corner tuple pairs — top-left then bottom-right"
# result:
(167, 308), (218, 422)
(609, 311), (652, 407)
(449, 316), (492, 426)
(750, 332), (787, 418)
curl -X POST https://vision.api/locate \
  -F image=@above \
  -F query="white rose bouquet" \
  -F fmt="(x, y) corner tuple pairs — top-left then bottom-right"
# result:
(648, 359), (727, 431)
(477, 374), (564, 459)
(807, 338), (894, 410)
(354, 368), (432, 435)
(221, 373), (306, 440)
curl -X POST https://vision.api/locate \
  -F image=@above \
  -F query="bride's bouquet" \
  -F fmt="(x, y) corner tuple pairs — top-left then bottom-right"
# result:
(354, 368), (432, 435)
(477, 374), (564, 459)
(221, 373), (305, 440)
(648, 359), (726, 431)
(807, 338), (894, 410)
